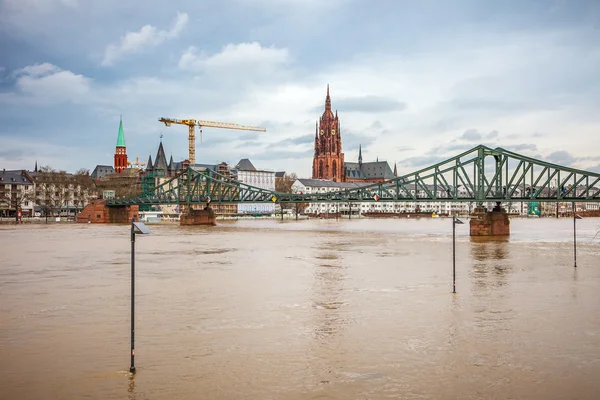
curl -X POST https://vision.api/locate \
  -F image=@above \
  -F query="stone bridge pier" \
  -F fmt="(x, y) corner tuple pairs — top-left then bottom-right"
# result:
(77, 199), (138, 223)
(469, 203), (510, 236)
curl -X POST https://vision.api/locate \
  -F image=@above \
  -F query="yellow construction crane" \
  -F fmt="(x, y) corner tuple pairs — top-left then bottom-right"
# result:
(158, 117), (267, 164)
(127, 157), (146, 170)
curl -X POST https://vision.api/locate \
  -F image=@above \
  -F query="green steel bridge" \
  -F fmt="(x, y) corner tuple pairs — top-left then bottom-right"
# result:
(107, 145), (600, 207)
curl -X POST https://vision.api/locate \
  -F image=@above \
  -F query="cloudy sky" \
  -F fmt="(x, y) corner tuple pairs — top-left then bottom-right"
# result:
(1, 0), (599, 176)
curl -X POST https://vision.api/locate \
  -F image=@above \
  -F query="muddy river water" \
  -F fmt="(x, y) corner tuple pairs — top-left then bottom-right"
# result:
(1, 218), (600, 399)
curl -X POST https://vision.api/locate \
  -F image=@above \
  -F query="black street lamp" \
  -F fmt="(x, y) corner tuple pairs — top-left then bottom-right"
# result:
(453, 216), (464, 293)
(130, 220), (151, 374)
(572, 202), (582, 268)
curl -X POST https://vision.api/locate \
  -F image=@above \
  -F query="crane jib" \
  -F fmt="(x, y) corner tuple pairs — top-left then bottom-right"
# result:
(157, 117), (267, 164)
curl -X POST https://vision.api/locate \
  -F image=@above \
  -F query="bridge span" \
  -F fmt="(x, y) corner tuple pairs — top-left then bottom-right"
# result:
(107, 145), (600, 207)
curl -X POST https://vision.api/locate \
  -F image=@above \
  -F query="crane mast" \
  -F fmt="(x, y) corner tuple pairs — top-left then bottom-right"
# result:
(158, 117), (266, 164)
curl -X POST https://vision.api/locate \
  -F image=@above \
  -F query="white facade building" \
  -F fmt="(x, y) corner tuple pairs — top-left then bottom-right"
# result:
(292, 178), (508, 216)
(0, 170), (35, 217)
(235, 159), (276, 215)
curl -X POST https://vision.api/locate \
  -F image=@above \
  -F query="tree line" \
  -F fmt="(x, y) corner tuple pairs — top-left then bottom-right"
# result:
(275, 172), (308, 214)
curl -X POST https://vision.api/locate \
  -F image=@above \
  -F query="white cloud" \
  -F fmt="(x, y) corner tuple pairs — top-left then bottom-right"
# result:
(2, 63), (91, 104)
(101, 12), (189, 66)
(179, 42), (290, 75)
(13, 63), (60, 77)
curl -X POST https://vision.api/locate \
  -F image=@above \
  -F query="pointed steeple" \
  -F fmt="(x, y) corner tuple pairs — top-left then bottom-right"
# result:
(358, 144), (362, 165)
(34, 160), (38, 172)
(146, 155), (153, 170)
(325, 84), (331, 111)
(168, 155), (174, 171)
(154, 142), (168, 173)
(377, 156), (379, 162)
(393, 162), (398, 177)
(116, 115), (126, 147)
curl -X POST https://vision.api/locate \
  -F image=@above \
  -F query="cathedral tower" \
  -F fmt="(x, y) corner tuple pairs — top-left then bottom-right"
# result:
(114, 116), (128, 174)
(312, 85), (345, 181)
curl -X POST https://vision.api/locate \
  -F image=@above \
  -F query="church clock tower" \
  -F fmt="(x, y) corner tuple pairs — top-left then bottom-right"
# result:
(312, 85), (345, 181)
(114, 116), (128, 174)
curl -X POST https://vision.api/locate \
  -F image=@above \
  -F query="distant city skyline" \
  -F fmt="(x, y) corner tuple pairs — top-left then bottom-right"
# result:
(1, 0), (600, 176)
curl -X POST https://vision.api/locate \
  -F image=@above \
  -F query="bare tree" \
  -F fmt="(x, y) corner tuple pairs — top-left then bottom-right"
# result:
(52, 170), (70, 217)
(94, 171), (141, 198)
(73, 168), (94, 215)
(275, 172), (308, 213)
(34, 166), (57, 223)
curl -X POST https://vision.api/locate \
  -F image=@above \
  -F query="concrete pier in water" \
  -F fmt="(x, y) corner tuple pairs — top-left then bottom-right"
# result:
(469, 204), (510, 236)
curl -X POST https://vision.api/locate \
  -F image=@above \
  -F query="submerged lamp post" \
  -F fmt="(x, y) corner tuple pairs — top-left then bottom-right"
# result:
(130, 220), (151, 374)
(572, 202), (582, 268)
(452, 216), (464, 293)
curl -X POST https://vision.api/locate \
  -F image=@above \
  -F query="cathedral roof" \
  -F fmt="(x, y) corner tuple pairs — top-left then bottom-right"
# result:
(344, 161), (395, 180)
(296, 178), (371, 189)
(116, 117), (126, 147)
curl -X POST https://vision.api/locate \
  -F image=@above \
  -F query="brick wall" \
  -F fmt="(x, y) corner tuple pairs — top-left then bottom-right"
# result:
(77, 199), (138, 223)
(470, 211), (510, 236)
(180, 207), (216, 226)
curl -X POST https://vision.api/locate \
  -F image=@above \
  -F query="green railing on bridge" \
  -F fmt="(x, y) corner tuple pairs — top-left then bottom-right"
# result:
(106, 145), (600, 206)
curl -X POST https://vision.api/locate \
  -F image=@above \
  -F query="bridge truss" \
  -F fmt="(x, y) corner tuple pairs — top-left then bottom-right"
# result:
(107, 145), (600, 206)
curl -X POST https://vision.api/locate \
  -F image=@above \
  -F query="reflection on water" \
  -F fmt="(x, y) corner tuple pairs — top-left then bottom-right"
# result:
(311, 239), (347, 341)
(1, 218), (600, 400)
(127, 374), (136, 400)
(470, 238), (511, 290)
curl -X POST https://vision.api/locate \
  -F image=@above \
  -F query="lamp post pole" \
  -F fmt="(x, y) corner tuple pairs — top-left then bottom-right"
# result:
(573, 202), (580, 268)
(452, 216), (464, 293)
(130, 221), (136, 373)
(129, 220), (150, 374)
(453, 216), (457, 293)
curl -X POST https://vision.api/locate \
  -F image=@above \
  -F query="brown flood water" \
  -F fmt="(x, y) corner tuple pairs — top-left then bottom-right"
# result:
(1, 217), (600, 399)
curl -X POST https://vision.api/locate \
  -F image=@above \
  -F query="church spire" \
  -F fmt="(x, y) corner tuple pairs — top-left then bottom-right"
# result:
(114, 115), (128, 173)
(34, 160), (38, 172)
(393, 162), (397, 177)
(116, 115), (126, 147)
(146, 154), (153, 170)
(325, 84), (331, 111)
(358, 144), (362, 165)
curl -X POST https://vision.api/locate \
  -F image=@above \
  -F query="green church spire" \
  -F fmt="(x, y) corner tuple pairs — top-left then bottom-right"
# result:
(116, 115), (126, 147)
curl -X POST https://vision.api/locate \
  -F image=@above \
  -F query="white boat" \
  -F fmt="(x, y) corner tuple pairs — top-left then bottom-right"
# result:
(138, 211), (181, 224)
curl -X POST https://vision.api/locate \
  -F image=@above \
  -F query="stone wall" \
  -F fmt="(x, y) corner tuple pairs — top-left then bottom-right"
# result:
(180, 207), (217, 226)
(76, 199), (139, 224)
(470, 211), (510, 236)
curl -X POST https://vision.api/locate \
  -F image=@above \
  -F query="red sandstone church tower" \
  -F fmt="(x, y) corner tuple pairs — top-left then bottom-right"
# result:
(312, 85), (345, 181)
(114, 116), (128, 173)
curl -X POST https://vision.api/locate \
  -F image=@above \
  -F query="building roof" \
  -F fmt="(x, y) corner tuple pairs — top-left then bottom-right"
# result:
(275, 171), (286, 178)
(152, 142), (168, 172)
(344, 161), (395, 180)
(0, 170), (34, 185)
(235, 158), (256, 171)
(116, 117), (126, 147)
(91, 165), (115, 180)
(295, 178), (372, 189)
(147, 155), (153, 170)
